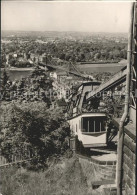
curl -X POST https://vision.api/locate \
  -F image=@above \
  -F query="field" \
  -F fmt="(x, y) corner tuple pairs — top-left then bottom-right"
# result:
(78, 63), (125, 74)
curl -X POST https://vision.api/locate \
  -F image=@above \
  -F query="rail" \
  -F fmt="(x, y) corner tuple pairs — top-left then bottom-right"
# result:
(0, 155), (32, 168)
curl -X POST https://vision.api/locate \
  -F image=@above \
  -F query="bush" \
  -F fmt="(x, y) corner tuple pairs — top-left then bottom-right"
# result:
(75, 136), (91, 156)
(0, 102), (70, 169)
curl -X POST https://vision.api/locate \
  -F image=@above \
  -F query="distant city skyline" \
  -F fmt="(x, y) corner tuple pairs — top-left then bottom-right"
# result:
(2, 1), (132, 33)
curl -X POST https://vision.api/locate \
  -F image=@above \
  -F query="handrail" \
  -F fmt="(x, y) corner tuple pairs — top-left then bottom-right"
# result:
(0, 154), (32, 167)
(0, 159), (32, 168)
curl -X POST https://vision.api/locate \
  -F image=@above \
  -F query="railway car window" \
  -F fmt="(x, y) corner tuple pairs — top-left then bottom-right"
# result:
(81, 118), (83, 132)
(101, 120), (106, 132)
(89, 119), (94, 132)
(83, 117), (88, 132)
(82, 117), (106, 133)
(95, 118), (100, 132)
(82, 117), (95, 132)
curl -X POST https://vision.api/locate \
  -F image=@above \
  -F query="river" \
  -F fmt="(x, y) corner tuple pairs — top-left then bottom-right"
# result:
(1, 68), (34, 81)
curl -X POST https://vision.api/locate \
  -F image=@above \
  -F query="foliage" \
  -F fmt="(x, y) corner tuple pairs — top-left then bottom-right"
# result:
(75, 136), (91, 156)
(1, 69), (9, 89)
(1, 66), (53, 104)
(0, 102), (70, 167)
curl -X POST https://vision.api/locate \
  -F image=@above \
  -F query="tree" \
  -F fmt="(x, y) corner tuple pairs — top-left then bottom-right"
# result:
(94, 52), (101, 60)
(0, 102), (70, 166)
(80, 53), (85, 61)
(1, 69), (9, 89)
(113, 49), (120, 59)
(9, 58), (16, 67)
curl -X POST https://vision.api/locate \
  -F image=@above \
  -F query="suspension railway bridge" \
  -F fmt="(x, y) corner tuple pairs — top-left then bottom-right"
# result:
(38, 61), (93, 80)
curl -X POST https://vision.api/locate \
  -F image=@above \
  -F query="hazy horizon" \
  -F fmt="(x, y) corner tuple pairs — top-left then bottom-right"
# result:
(1, 29), (128, 34)
(2, 1), (132, 33)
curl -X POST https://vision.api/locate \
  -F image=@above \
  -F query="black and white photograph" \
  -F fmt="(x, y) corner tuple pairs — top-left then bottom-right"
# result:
(0, 1), (136, 195)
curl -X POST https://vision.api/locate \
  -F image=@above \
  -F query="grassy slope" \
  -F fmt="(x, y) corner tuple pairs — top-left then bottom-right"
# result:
(1, 157), (88, 195)
(1, 156), (114, 195)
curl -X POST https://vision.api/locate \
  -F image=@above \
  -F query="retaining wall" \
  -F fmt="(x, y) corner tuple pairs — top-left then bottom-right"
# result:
(123, 129), (136, 195)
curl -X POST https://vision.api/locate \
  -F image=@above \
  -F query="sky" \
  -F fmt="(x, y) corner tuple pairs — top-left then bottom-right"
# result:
(1, 1), (133, 33)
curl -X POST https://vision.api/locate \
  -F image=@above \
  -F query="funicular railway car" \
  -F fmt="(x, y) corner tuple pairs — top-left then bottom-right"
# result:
(68, 112), (107, 148)
(67, 81), (108, 149)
